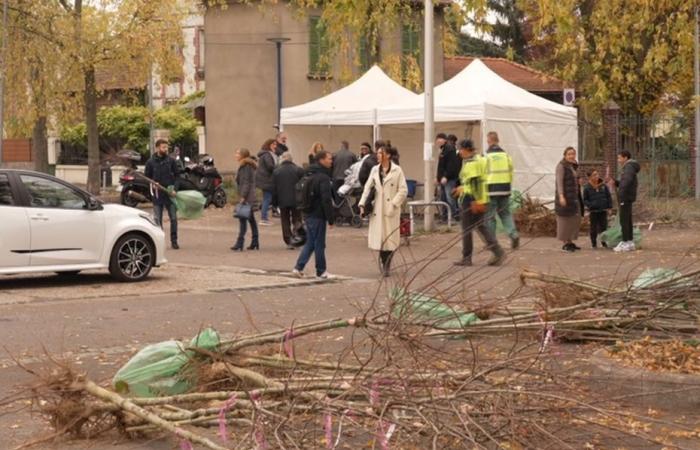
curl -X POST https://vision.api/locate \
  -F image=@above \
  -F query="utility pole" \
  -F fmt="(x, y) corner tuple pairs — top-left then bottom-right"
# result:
(148, 64), (154, 155)
(0, 0), (8, 165)
(267, 37), (290, 129)
(695, 4), (700, 200)
(423, 0), (435, 231)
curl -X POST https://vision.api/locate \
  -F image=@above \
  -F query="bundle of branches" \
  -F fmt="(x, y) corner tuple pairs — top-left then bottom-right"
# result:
(16, 312), (690, 450)
(513, 195), (589, 237)
(422, 269), (700, 344)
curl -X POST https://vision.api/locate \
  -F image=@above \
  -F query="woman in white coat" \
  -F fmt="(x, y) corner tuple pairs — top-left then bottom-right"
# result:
(359, 145), (408, 276)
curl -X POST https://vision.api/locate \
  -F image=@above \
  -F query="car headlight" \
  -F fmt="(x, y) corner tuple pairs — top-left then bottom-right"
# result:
(139, 213), (159, 227)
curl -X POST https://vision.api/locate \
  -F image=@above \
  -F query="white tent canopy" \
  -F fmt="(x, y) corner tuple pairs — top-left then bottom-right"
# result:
(377, 59), (578, 199)
(280, 65), (418, 127)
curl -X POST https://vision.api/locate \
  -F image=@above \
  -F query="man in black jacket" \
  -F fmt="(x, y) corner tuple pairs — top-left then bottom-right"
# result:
(145, 139), (180, 249)
(610, 150), (641, 252)
(332, 140), (357, 191)
(358, 140), (382, 188)
(273, 152), (305, 249)
(436, 133), (461, 221)
(293, 150), (335, 279)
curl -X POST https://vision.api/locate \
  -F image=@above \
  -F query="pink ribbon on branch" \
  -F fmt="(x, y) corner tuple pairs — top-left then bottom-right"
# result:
(217, 393), (238, 442)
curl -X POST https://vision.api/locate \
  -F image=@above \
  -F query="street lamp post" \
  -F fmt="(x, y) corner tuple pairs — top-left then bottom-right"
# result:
(267, 37), (291, 129)
(423, 0), (435, 231)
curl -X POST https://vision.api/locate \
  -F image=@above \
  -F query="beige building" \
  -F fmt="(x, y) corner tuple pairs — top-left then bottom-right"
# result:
(204, 1), (446, 173)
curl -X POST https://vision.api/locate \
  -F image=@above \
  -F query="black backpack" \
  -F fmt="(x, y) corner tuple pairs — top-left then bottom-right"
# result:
(295, 173), (314, 212)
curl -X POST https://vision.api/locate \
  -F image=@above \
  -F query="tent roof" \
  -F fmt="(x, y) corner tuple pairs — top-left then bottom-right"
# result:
(377, 58), (577, 125)
(280, 65), (418, 126)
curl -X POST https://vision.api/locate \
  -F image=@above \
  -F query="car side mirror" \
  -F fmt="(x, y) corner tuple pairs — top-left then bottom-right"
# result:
(86, 196), (103, 211)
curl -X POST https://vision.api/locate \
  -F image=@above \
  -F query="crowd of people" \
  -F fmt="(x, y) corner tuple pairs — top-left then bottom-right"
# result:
(143, 129), (641, 277)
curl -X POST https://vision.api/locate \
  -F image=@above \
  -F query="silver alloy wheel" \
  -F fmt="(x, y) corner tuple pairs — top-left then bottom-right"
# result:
(117, 237), (152, 280)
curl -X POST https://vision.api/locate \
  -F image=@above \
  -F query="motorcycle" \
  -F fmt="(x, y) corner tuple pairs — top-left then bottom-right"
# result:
(119, 153), (227, 209)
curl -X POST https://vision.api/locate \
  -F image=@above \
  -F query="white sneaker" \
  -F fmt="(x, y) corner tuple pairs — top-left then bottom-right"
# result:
(292, 269), (304, 278)
(316, 272), (330, 279)
(613, 242), (626, 253)
(622, 241), (636, 252)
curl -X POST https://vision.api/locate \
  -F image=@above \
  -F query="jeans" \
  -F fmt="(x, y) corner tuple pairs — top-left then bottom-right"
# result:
(237, 213), (259, 242)
(461, 207), (501, 261)
(443, 179), (459, 220)
(261, 190), (273, 221)
(154, 201), (178, 244)
(589, 211), (608, 246)
(486, 195), (519, 240)
(280, 207), (302, 244)
(295, 216), (327, 276)
(619, 202), (633, 242)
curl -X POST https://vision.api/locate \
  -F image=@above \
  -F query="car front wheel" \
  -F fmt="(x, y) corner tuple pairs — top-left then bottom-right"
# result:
(109, 233), (155, 282)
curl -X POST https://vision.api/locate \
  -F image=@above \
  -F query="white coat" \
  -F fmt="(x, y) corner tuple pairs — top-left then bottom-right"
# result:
(359, 162), (408, 251)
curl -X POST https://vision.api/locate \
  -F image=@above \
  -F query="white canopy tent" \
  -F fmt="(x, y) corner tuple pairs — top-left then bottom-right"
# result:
(377, 59), (578, 199)
(279, 66), (418, 164)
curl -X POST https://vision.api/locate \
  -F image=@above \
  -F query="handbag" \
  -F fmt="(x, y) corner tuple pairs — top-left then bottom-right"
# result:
(233, 203), (252, 220)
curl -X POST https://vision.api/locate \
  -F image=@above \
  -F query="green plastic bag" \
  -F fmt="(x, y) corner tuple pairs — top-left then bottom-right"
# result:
(495, 190), (522, 232)
(600, 215), (642, 249)
(170, 187), (207, 220)
(390, 288), (479, 329)
(112, 328), (220, 397)
(632, 268), (692, 290)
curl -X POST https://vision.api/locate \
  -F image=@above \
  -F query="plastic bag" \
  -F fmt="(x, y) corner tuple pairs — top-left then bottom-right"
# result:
(390, 289), (479, 329)
(600, 215), (642, 249)
(495, 190), (522, 232)
(113, 328), (220, 397)
(631, 268), (691, 290)
(170, 188), (207, 220)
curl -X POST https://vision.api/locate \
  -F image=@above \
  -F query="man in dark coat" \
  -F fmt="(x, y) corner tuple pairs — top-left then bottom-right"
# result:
(611, 150), (641, 252)
(256, 139), (278, 224)
(332, 140), (357, 191)
(273, 152), (305, 249)
(358, 140), (382, 187)
(293, 150), (335, 279)
(145, 139), (180, 249)
(274, 132), (289, 157)
(436, 133), (461, 221)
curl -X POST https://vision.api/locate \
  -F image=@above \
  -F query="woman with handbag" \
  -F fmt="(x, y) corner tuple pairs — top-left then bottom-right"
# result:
(555, 147), (583, 252)
(359, 145), (408, 277)
(232, 148), (260, 251)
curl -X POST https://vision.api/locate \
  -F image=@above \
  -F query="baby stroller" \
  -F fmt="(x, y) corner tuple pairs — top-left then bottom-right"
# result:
(333, 189), (363, 228)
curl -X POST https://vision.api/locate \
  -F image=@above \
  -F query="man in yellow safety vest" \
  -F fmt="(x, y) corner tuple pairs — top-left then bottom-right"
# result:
(484, 131), (520, 249)
(453, 139), (505, 267)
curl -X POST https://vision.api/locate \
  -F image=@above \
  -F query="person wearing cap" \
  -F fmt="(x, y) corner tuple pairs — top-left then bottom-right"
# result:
(484, 131), (519, 249)
(453, 139), (505, 267)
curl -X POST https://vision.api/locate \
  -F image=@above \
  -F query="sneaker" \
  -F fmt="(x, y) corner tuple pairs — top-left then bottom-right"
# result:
(316, 271), (330, 279)
(617, 241), (635, 252)
(259, 220), (273, 226)
(511, 236), (520, 250)
(453, 259), (473, 267)
(626, 241), (636, 251)
(613, 241), (626, 253)
(292, 269), (304, 278)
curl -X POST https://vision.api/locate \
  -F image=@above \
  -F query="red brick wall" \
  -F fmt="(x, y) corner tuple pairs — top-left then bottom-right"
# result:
(1, 139), (32, 162)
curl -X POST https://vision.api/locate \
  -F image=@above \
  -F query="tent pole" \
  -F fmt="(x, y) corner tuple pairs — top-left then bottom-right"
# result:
(423, 0), (435, 232)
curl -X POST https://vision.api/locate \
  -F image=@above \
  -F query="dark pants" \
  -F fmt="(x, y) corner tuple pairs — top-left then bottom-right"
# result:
(280, 207), (302, 244)
(589, 211), (608, 246)
(619, 202), (634, 242)
(379, 250), (394, 272)
(460, 208), (501, 261)
(154, 201), (178, 244)
(295, 216), (327, 276)
(237, 213), (259, 242)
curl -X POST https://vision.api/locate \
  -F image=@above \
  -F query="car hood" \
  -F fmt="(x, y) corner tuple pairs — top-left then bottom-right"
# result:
(102, 203), (150, 217)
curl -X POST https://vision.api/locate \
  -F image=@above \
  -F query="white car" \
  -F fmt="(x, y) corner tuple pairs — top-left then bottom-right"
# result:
(0, 169), (166, 282)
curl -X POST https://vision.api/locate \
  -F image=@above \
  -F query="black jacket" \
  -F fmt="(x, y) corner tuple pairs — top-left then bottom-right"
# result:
(583, 180), (612, 212)
(616, 159), (641, 203)
(273, 160), (305, 208)
(255, 150), (277, 191)
(145, 153), (179, 205)
(437, 143), (461, 181)
(555, 160), (582, 217)
(358, 153), (378, 187)
(275, 142), (288, 157)
(332, 149), (358, 181)
(305, 164), (335, 225)
(236, 157), (258, 206)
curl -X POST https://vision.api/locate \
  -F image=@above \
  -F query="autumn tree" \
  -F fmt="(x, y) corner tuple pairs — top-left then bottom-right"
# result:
(5, 0), (186, 193)
(519, 0), (695, 116)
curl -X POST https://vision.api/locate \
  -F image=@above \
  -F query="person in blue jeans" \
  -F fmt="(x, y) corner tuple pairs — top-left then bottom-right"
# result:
(256, 138), (279, 225)
(436, 133), (460, 221)
(145, 139), (180, 249)
(293, 150), (335, 279)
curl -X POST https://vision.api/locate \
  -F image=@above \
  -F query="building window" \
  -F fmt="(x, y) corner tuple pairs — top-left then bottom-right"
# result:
(308, 16), (330, 78)
(401, 23), (421, 78)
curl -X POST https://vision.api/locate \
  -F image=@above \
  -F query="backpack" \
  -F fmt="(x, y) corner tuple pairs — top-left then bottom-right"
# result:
(295, 173), (314, 212)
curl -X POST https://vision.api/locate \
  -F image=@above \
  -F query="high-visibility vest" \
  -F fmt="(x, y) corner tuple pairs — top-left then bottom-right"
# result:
(485, 151), (513, 196)
(459, 155), (489, 204)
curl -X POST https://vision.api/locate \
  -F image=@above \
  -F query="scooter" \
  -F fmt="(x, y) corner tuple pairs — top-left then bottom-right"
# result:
(176, 154), (227, 208)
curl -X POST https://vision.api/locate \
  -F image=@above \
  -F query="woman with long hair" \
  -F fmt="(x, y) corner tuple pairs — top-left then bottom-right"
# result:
(359, 145), (408, 277)
(308, 142), (324, 165)
(232, 148), (260, 251)
(555, 147), (583, 252)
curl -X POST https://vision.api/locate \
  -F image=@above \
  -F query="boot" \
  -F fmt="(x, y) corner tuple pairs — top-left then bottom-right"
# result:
(487, 247), (505, 266)
(231, 237), (244, 251)
(454, 259), (473, 267)
(247, 237), (260, 250)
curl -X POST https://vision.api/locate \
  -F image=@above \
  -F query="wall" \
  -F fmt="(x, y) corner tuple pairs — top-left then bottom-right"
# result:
(55, 165), (131, 186)
(205, 2), (446, 173)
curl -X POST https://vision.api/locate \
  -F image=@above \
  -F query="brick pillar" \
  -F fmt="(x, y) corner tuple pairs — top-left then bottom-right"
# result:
(602, 100), (620, 178)
(690, 117), (696, 197)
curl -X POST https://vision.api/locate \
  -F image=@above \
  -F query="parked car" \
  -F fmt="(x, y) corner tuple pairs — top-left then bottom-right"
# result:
(0, 169), (166, 282)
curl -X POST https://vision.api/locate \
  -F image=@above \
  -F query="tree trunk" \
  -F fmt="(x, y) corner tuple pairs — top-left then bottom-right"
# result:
(84, 66), (100, 194)
(31, 116), (49, 173)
